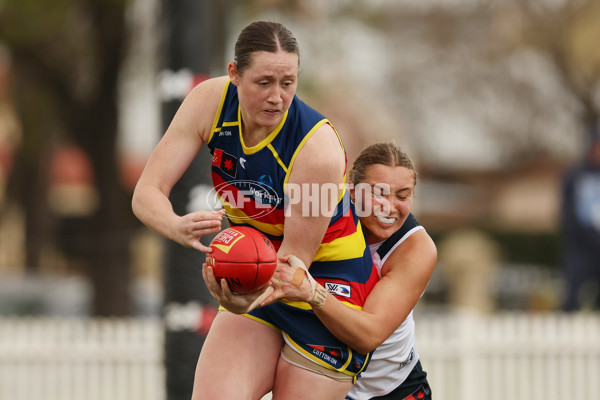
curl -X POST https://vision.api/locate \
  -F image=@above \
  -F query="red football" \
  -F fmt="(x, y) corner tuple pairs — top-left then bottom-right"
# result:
(206, 226), (277, 294)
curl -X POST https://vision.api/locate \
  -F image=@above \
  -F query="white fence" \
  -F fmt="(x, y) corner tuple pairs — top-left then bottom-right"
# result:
(417, 312), (600, 400)
(0, 313), (599, 400)
(0, 318), (164, 400)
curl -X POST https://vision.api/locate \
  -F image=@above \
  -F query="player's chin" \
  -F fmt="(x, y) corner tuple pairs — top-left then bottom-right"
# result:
(361, 220), (387, 242)
(258, 111), (282, 126)
(372, 217), (401, 237)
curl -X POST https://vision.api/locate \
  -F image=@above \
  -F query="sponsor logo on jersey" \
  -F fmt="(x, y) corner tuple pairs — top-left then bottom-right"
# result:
(218, 130), (232, 136)
(239, 157), (247, 169)
(324, 282), (351, 298)
(206, 179), (282, 220)
(258, 174), (273, 187)
(399, 347), (415, 369)
(253, 175), (278, 206)
(307, 344), (343, 366)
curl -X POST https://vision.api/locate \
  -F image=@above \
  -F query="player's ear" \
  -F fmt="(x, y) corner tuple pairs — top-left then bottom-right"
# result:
(228, 62), (240, 86)
(348, 180), (356, 203)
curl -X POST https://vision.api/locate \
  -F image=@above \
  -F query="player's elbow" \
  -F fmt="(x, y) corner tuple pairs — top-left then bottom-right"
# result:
(131, 187), (152, 226)
(355, 342), (380, 355)
(346, 315), (391, 354)
(131, 182), (152, 221)
(131, 190), (143, 220)
(354, 332), (388, 355)
(355, 343), (375, 355)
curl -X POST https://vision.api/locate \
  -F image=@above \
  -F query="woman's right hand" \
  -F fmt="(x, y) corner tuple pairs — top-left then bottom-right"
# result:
(172, 209), (226, 252)
(202, 263), (274, 314)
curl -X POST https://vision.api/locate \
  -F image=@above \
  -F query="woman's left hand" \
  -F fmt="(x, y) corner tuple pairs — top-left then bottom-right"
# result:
(258, 254), (317, 307)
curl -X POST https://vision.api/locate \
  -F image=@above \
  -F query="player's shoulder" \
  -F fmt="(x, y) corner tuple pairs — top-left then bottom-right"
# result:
(380, 217), (436, 260)
(181, 76), (229, 142)
(379, 227), (436, 278)
(301, 123), (342, 159)
(376, 215), (420, 257)
(187, 75), (229, 100)
(297, 127), (344, 179)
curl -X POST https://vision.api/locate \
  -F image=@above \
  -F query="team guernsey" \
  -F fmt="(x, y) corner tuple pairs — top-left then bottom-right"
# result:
(347, 213), (425, 399)
(207, 80), (378, 377)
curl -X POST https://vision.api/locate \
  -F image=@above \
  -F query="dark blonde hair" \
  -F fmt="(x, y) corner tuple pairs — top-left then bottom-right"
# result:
(234, 21), (299, 75)
(349, 142), (417, 186)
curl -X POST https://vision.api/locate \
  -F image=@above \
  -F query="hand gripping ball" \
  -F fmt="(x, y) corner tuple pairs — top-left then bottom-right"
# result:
(206, 226), (277, 294)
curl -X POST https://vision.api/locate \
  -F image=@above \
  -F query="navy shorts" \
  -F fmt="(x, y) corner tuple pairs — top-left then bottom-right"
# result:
(247, 300), (371, 378)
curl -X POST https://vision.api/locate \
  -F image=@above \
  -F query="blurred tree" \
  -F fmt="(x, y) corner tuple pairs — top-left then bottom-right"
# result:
(386, 0), (600, 169)
(0, 0), (135, 315)
(269, 0), (600, 172)
(498, 0), (600, 141)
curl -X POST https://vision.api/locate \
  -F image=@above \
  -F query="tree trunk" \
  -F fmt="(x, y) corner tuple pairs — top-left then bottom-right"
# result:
(4, 0), (134, 316)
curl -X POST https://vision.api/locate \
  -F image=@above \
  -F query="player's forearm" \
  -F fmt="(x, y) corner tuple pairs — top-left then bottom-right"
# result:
(310, 287), (388, 354)
(132, 185), (179, 240)
(277, 256), (389, 354)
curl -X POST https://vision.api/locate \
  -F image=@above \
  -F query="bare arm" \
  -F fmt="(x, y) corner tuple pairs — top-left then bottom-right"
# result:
(269, 229), (437, 354)
(277, 123), (346, 267)
(132, 76), (228, 252)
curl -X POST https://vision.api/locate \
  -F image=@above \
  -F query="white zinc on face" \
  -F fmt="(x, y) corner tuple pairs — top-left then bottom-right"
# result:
(354, 164), (415, 244)
(349, 142), (417, 244)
